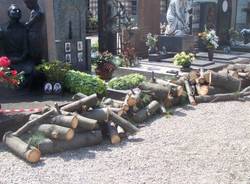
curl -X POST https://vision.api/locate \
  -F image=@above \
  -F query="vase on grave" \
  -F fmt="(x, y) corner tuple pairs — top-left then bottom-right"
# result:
(208, 48), (214, 61)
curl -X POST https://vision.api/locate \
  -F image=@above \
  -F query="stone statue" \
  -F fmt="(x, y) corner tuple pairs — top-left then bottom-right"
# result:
(1, 4), (36, 87)
(23, 0), (44, 62)
(165, 0), (191, 36)
(1, 4), (29, 67)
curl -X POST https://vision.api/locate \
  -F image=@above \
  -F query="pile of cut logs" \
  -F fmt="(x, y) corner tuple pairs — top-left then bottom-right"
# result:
(183, 64), (250, 104)
(4, 84), (185, 163)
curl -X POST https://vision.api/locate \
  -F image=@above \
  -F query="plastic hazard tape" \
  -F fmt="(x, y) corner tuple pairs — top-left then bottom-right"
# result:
(0, 108), (43, 114)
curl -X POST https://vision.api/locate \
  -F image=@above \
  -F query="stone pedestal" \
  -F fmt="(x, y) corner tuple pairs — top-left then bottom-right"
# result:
(158, 35), (195, 53)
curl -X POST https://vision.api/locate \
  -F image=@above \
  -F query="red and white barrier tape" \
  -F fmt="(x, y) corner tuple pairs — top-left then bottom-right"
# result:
(0, 108), (43, 114)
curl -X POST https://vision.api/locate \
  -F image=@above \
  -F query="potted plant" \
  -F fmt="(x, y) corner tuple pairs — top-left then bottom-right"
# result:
(0, 56), (23, 88)
(146, 33), (158, 54)
(198, 28), (219, 61)
(146, 33), (160, 62)
(93, 51), (117, 81)
(174, 52), (195, 71)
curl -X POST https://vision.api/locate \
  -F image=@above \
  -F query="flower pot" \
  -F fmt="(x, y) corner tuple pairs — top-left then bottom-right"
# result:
(95, 68), (113, 81)
(208, 49), (214, 61)
(180, 63), (191, 72)
(148, 47), (156, 54)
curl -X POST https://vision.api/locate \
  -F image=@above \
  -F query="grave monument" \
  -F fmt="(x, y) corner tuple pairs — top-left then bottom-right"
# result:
(0, 0), (91, 72)
(159, 0), (195, 53)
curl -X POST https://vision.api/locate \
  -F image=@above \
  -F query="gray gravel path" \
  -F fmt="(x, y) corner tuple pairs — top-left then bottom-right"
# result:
(1, 101), (250, 184)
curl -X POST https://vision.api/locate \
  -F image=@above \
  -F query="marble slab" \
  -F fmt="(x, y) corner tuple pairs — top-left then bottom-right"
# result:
(196, 52), (238, 60)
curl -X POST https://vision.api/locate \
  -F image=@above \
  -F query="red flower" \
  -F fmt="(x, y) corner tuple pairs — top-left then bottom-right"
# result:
(11, 70), (17, 76)
(0, 71), (4, 77)
(0, 57), (11, 67)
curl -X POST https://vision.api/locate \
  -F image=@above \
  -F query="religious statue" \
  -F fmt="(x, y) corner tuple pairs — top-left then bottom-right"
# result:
(23, 0), (44, 62)
(1, 5), (29, 69)
(165, 0), (191, 36)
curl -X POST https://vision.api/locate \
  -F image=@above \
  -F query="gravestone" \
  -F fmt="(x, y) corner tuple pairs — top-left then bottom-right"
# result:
(158, 35), (195, 53)
(136, 0), (161, 57)
(0, 0), (90, 72)
(47, 0), (90, 71)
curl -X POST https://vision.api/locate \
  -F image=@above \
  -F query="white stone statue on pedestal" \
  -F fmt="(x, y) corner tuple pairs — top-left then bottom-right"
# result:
(165, 0), (191, 36)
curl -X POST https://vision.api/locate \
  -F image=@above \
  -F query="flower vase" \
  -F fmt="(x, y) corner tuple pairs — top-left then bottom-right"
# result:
(208, 49), (214, 61)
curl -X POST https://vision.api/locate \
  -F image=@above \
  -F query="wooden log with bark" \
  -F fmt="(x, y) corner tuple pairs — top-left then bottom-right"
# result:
(106, 122), (121, 144)
(38, 130), (103, 155)
(72, 93), (87, 101)
(34, 124), (74, 141)
(82, 108), (109, 123)
(13, 108), (58, 136)
(196, 84), (227, 96)
(195, 87), (250, 103)
(29, 114), (79, 129)
(61, 94), (99, 112)
(208, 71), (241, 92)
(108, 109), (139, 134)
(155, 78), (184, 96)
(3, 132), (41, 163)
(184, 80), (196, 106)
(139, 82), (183, 98)
(132, 101), (161, 124)
(117, 126), (127, 139)
(227, 64), (250, 72)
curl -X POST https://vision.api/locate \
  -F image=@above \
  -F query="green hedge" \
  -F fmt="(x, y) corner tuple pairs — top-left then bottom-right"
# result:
(108, 74), (145, 90)
(64, 70), (107, 95)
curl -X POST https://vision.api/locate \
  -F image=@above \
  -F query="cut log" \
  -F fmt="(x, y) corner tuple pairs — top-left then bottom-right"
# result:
(195, 89), (250, 103)
(106, 122), (121, 144)
(13, 108), (57, 136)
(51, 115), (78, 129)
(209, 71), (241, 92)
(132, 101), (161, 124)
(139, 82), (182, 98)
(3, 132), (41, 163)
(108, 109), (139, 134)
(34, 124), (74, 141)
(227, 64), (250, 72)
(72, 93), (87, 101)
(29, 114), (79, 129)
(82, 108), (109, 123)
(76, 115), (98, 130)
(184, 80), (196, 106)
(38, 130), (103, 155)
(218, 70), (239, 79)
(188, 70), (199, 84)
(117, 126), (127, 139)
(61, 94), (98, 112)
(155, 78), (184, 96)
(196, 84), (208, 96)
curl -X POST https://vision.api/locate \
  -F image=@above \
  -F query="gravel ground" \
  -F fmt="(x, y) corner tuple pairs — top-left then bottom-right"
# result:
(1, 101), (250, 184)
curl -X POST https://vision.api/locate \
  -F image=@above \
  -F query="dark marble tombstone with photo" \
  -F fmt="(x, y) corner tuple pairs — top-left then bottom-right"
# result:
(53, 0), (90, 71)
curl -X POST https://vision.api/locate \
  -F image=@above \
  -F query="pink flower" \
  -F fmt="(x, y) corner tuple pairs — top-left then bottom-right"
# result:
(11, 70), (17, 77)
(0, 71), (4, 77)
(0, 57), (11, 67)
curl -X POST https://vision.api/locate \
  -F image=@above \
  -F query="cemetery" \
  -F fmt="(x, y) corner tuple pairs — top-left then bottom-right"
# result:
(1, 0), (250, 183)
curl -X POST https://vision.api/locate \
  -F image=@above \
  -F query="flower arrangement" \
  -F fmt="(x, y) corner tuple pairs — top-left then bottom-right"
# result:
(36, 61), (71, 85)
(146, 33), (158, 50)
(198, 28), (219, 49)
(93, 51), (117, 80)
(174, 52), (195, 67)
(0, 56), (23, 87)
